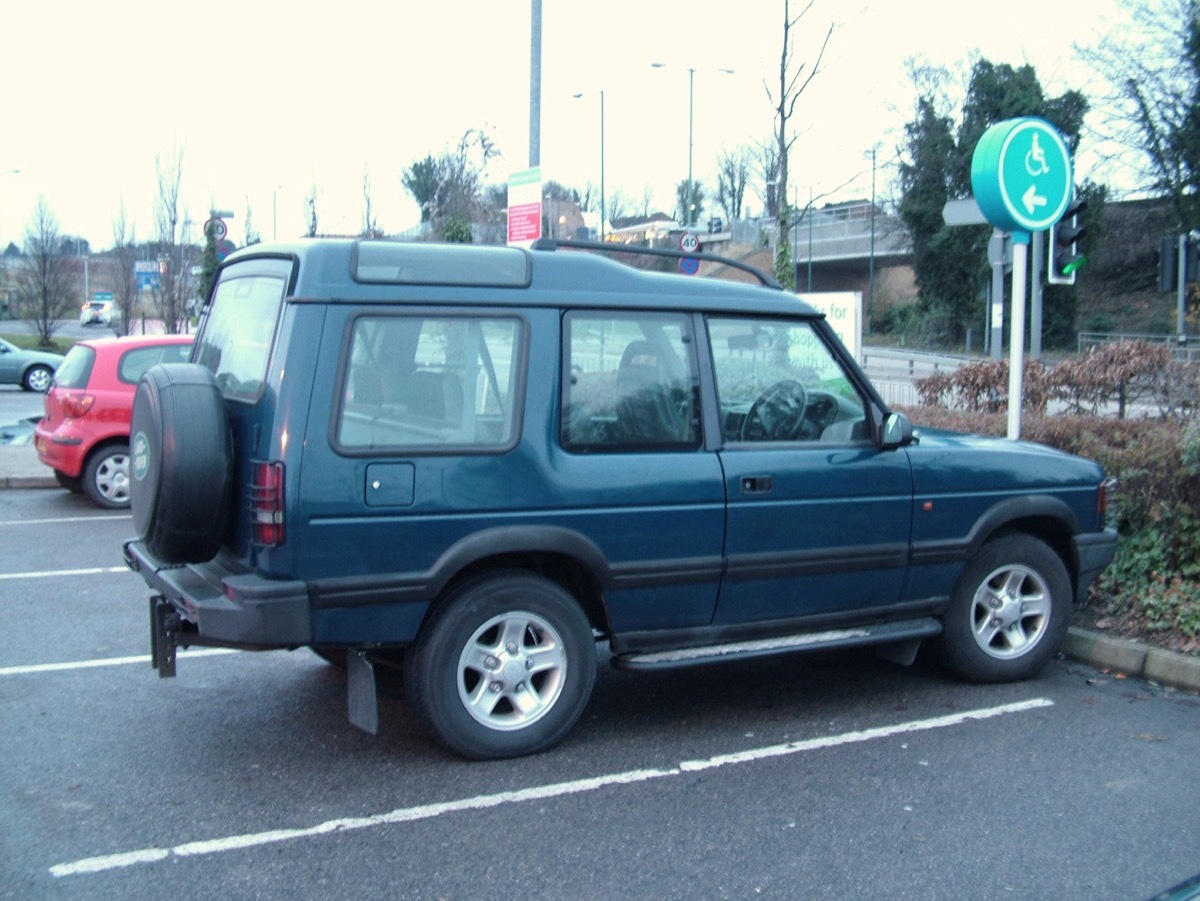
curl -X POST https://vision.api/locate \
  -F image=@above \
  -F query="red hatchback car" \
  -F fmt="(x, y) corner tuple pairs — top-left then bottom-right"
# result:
(35, 335), (193, 508)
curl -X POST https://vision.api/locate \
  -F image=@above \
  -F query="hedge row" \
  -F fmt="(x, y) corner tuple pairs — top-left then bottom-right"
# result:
(914, 341), (1198, 419)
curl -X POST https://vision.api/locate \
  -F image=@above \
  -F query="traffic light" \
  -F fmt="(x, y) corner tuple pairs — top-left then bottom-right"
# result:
(1047, 197), (1087, 285)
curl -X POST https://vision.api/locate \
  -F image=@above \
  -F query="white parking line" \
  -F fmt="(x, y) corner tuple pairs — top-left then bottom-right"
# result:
(0, 565), (129, 581)
(49, 697), (1054, 878)
(0, 648), (238, 677)
(0, 515), (131, 526)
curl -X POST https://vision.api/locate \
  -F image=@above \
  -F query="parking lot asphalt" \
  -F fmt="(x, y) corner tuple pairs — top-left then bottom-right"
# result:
(2, 443), (1197, 695)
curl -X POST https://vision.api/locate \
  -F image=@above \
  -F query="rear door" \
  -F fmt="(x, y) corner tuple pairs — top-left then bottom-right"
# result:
(707, 315), (913, 625)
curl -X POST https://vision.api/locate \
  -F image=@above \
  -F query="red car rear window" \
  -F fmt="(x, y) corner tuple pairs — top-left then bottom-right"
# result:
(53, 345), (95, 390)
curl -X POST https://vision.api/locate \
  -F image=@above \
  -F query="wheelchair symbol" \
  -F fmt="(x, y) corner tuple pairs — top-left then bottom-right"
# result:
(1025, 134), (1049, 176)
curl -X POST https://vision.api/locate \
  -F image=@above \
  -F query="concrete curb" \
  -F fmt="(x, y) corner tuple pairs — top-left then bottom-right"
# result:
(1063, 626), (1200, 693)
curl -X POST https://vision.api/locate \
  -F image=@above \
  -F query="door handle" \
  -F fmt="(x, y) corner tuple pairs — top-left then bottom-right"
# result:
(740, 475), (772, 494)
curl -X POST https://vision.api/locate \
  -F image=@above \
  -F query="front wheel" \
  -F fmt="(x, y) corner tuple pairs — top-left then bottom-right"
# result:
(406, 571), (596, 759)
(938, 534), (1071, 682)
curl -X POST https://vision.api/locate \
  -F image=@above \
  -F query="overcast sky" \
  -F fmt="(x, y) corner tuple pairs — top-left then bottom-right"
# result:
(0, 0), (1135, 252)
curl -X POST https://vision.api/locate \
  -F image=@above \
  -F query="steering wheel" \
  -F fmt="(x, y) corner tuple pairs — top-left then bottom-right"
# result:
(741, 379), (807, 441)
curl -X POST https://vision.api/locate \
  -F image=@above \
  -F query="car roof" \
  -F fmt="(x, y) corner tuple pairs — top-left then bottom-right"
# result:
(222, 239), (821, 319)
(78, 334), (194, 353)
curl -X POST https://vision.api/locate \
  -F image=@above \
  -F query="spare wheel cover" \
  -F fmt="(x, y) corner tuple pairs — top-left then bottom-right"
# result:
(130, 363), (232, 564)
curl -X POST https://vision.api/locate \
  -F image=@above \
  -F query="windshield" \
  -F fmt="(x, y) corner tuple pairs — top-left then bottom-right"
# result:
(194, 274), (286, 401)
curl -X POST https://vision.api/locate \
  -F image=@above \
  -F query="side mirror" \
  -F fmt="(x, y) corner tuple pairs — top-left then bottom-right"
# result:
(880, 412), (914, 450)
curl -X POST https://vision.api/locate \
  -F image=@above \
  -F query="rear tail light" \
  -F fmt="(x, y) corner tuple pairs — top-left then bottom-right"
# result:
(250, 461), (285, 547)
(61, 394), (95, 419)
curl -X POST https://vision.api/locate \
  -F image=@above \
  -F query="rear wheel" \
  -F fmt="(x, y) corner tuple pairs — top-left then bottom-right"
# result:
(406, 571), (596, 759)
(83, 444), (131, 509)
(939, 534), (1071, 682)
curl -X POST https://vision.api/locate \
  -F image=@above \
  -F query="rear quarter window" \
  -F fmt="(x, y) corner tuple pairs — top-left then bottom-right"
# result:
(53, 346), (95, 389)
(118, 343), (193, 384)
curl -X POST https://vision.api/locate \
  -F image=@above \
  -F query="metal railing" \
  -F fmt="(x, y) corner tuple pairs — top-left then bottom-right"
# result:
(1077, 331), (1199, 362)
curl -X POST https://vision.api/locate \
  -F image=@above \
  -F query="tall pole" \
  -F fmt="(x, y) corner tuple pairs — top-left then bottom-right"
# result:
(868, 147), (876, 332)
(529, 0), (542, 168)
(600, 90), (606, 241)
(1007, 240), (1029, 440)
(687, 67), (695, 227)
(807, 186), (813, 292)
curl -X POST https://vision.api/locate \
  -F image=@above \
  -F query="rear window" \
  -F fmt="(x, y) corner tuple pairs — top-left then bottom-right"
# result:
(118, 342), (193, 384)
(53, 346), (95, 390)
(194, 275), (286, 401)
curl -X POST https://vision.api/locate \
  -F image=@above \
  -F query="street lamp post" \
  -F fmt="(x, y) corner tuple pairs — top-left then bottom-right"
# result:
(864, 146), (878, 333)
(651, 64), (733, 228)
(573, 91), (606, 241)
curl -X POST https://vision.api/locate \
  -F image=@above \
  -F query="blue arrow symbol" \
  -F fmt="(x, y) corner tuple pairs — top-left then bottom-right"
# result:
(1022, 185), (1047, 215)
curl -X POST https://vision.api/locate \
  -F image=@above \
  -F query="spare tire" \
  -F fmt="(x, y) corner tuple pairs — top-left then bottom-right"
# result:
(131, 363), (232, 564)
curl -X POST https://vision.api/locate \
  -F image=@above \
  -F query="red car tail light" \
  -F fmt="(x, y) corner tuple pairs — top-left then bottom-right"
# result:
(250, 461), (285, 547)
(61, 394), (95, 419)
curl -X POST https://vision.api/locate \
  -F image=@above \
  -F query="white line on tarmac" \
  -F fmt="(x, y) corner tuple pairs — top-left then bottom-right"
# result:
(49, 697), (1054, 878)
(0, 648), (238, 676)
(0, 514), (131, 526)
(0, 565), (129, 581)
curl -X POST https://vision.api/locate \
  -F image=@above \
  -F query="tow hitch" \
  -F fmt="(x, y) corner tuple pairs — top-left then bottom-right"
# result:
(150, 596), (179, 678)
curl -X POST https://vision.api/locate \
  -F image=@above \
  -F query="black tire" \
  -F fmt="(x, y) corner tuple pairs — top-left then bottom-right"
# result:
(83, 443), (131, 509)
(130, 363), (232, 564)
(938, 534), (1072, 682)
(54, 469), (84, 494)
(22, 364), (52, 393)
(406, 571), (596, 759)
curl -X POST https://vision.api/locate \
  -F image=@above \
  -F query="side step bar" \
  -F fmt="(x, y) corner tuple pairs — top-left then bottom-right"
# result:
(612, 617), (942, 671)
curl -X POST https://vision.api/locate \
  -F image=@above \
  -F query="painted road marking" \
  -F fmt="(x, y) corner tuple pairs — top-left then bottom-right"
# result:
(0, 648), (238, 677)
(49, 698), (1054, 878)
(0, 514), (131, 526)
(0, 565), (129, 581)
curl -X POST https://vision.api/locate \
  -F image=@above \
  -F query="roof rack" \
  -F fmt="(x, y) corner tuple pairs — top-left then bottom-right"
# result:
(529, 237), (782, 290)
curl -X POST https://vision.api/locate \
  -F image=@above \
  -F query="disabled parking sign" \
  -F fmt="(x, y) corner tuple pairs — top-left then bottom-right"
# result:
(971, 117), (1072, 240)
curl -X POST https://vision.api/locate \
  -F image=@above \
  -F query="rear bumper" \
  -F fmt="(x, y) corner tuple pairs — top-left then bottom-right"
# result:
(33, 427), (86, 477)
(124, 540), (312, 647)
(1073, 527), (1119, 604)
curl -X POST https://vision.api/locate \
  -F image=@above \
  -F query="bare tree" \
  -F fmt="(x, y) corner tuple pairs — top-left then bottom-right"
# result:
(110, 204), (139, 336)
(640, 185), (656, 218)
(361, 167), (382, 237)
(766, 0), (834, 254)
(150, 149), (193, 334)
(1079, 0), (1200, 229)
(243, 198), (262, 247)
(304, 183), (319, 237)
(17, 197), (74, 347)
(755, 136), (781, 217)
(715, 146), (752, 222)
(606, 188), (629, 224)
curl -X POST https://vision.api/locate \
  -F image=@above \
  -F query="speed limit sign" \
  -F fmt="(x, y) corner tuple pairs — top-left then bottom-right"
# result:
(679, 233), (700, 253)
(203, 218), (228, 242)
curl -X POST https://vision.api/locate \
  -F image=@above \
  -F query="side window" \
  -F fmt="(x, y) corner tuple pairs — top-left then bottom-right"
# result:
(708, 317), (868, 444)
(337, 314), (522, 451)
(561, 311), (699, 452)
(117, 344), (192, 384)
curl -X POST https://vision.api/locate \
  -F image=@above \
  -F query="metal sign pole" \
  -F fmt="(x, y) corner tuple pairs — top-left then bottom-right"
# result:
(1007, 241), (1028, 440)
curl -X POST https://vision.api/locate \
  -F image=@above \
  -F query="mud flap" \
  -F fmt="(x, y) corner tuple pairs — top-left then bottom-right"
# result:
(347, 650), (379, 735)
